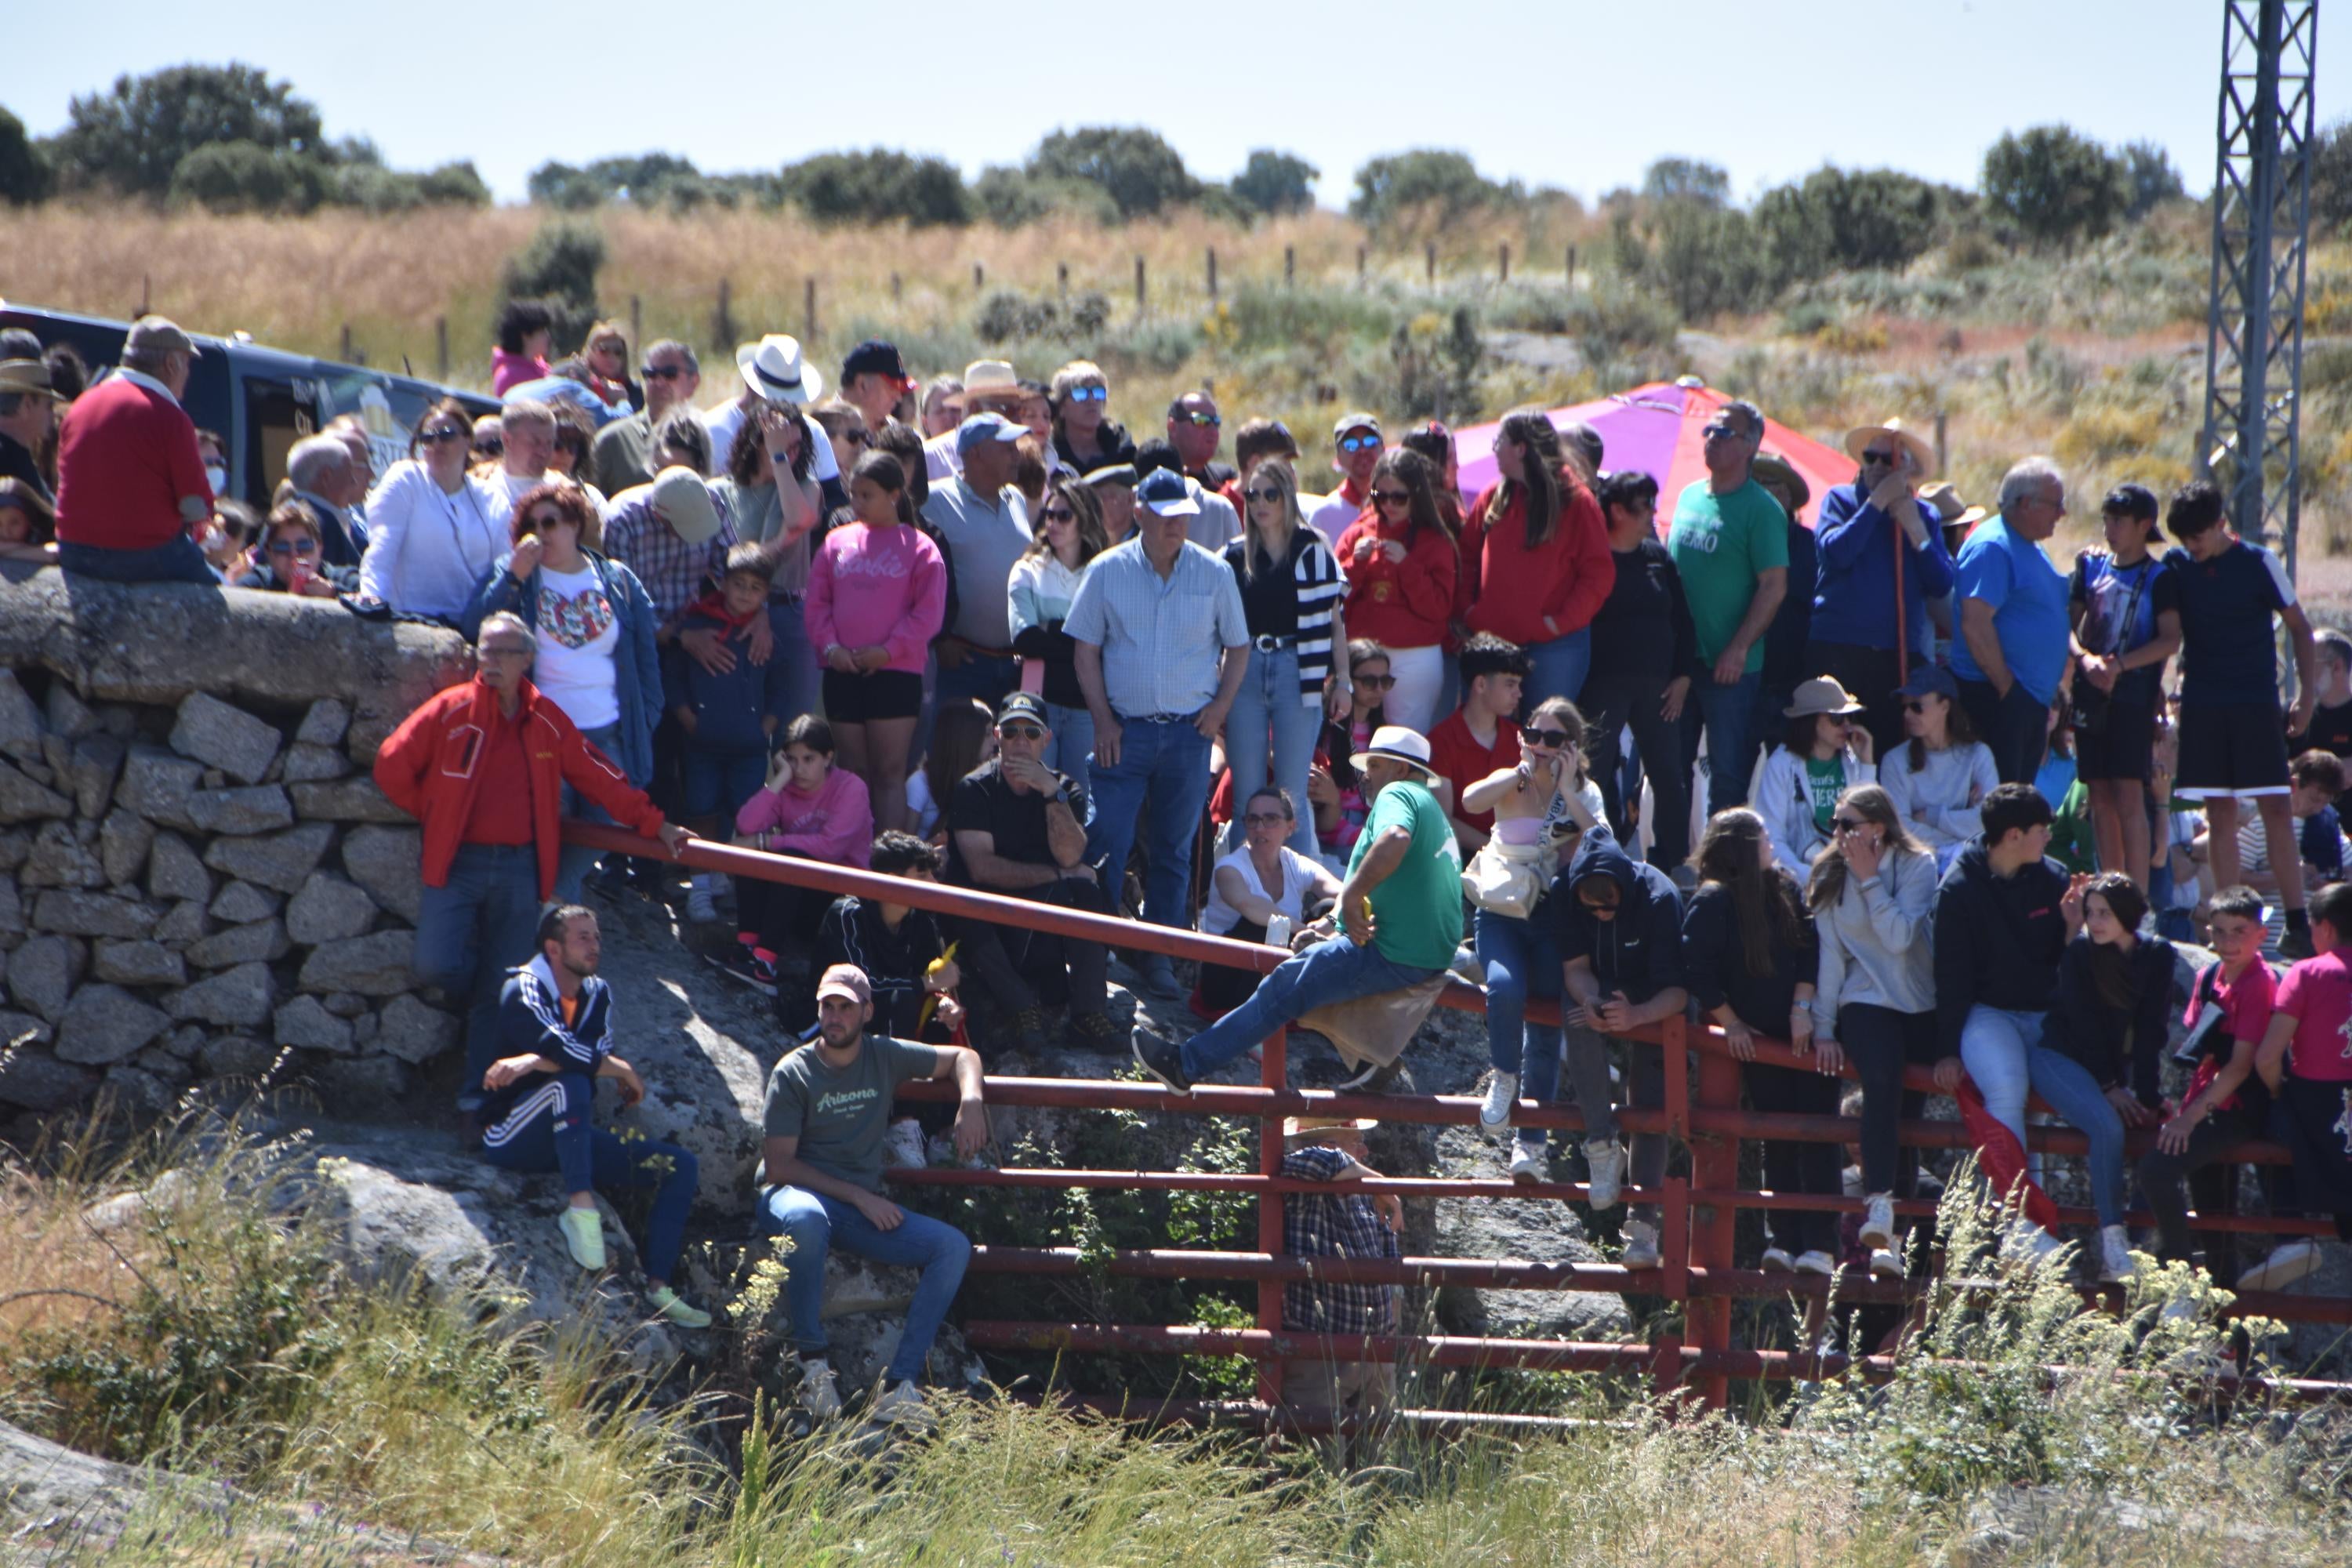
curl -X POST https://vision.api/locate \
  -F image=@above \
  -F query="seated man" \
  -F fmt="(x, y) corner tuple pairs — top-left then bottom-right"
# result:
(1279, 1114), (1403, 1425)
(945, 693), (1115, 1053)
(1133, 726), (1463, 1094)
(757, 964), (989, 1425)
(52, 315), (220, 585)
(477, 905), (710, 1327)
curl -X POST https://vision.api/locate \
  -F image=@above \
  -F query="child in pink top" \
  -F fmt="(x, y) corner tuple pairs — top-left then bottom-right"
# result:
(2256, 881), (2352, 1275)
(807, 451), (946, 836)
(726, 715), (877, 993)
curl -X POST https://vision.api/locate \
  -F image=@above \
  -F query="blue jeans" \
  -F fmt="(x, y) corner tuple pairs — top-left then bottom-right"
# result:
(1043, 700), (1095, 804)
(1222, 644), (1322, 857)
(768, 597), (821, 726)
(1179, 934), (1441, 1081)
(557, 721), (628, 904)
(1524, 628), (1592, 706)
(1958, 1004), (2127, 1225)
(416, 844), (544, 1109)
(60, 535), (219, 585)
(760, 1185), (971, 1384)
(1475, 908), (1563, 1118)
(478, 1073), (699, 1284)
(938, 651), (1019, 716)
(683, 746), (768, 826)
(1682, 670), (1762, 817)
(1086, 713), (1214, 929)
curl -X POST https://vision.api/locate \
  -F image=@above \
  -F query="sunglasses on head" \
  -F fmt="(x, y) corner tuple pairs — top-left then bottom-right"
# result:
(1339, 434), (1381, 452)
(418, 426), (466, 445)
(996, 723), (1044, 741)
(1371, 488), (1411, 505)
(1065, 386), (1108, 402)
(1519, 725), (1573, 748)
(1176, 411), (1221, 427)
(842, 428), (871, 446)
(1355, 672), (1397, 688)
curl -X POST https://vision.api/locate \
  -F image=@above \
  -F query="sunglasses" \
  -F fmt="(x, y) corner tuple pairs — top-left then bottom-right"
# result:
(267, 536), (319, 556)
(1831, 817), (1869, 833)
(1519, 726), (1573, 748)
(1065, 386), (1109, 402)
(1355, 672), (1397, 689)
(1860, 448), (1896, 465)
(1339, 434), (1381, 452)
(1175, 411), (1221, 427)
(997, 723), (1045, 741)
(526, 512), (570, 530)
(474, 437), (504, 456)
(418, 426), (467, 445)
(1371, 488), (1411, 505)
(642, 365), (684, 380)
(1038, 506), (1076, 524)
(1903, 699), (1933, 713)
(1702, 423), (1746, 441)
(1243, 811), (1289, 826)
(841, 428), (872, 446)
(1246, 486), (1284, 503)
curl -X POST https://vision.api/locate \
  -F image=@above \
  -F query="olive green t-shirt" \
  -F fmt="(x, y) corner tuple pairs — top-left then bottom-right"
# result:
(760, 1034), (943, 1193)
(1668, 477), (1790, 675)
(1350, 779), (1464, 971)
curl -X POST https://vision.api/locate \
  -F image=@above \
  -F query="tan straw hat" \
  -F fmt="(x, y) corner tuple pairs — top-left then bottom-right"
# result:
(1282, 1115), (1379, 1141)
(1842, 418), (1935, 474)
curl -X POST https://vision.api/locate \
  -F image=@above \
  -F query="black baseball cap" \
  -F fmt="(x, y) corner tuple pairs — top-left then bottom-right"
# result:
(841, 339), (908, 383)
(996, 692), (1048, 728)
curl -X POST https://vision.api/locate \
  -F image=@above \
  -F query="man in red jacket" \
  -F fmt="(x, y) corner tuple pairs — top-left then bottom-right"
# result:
(376, 611), (690, 1106)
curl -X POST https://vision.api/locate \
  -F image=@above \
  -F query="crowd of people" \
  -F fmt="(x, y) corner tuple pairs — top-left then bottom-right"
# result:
(15, 310), (2352, 1428)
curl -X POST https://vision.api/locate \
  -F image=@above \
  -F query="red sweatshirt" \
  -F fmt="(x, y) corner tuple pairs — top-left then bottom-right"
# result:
(1334, 514), (1457, 650)
(1459, 473), (1615, 646)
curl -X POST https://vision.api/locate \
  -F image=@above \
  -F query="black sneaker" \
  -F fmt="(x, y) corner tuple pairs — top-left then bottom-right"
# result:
(705, 946), (779, 996)
(1065, 1010), (1121, 1051)
(1007, 1006), (1053, 1054)
(1333, 1058), (1404, 1094)
(2280, 922), (2317, 960)
(1131, 1029), (1192, 1093)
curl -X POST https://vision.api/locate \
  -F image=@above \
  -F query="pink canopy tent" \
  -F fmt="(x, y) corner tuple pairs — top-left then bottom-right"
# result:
(1449, 379), (1857, 528)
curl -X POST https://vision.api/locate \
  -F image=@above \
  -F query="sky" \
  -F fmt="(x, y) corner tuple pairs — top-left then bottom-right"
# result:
(9, 0), (2344, 207)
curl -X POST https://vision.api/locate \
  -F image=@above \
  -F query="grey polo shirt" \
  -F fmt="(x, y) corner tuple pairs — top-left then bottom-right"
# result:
(1064, 537), (1249, 720)
(920, 477), (1032, 649)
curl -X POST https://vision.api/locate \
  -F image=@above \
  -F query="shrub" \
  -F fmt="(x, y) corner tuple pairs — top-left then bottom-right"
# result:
(168, 140), (326, 215)
(51, 63), (326, 200)
(0, 104), (51, 205)
(1754, 166), (1958, 286)
(780, 148), (971, 227)
(1027, 126), (1200, 220)
(1350, 148), (1519, 230)
(499, 220), (606, 353)
(1983, 125), (2133, 249)
(975, 165), (1119, 228)
(1230, 150), (1318, 217)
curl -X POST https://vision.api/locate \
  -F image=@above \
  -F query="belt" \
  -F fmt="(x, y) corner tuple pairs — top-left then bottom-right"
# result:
(1119, 710), (1201, 724)
(1250, 633), (1298, 652)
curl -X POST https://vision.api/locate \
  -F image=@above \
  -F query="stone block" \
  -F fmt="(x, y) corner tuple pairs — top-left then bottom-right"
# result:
(0, 760), (71, 824)
(341, 825), (423, 922)
(274, 994), (356, 1055)
(376, 993), (459, 1064)
(44, 684), (96, 741)
(98, 808), (154, 887)
(67, 735), (125, 821)
(101, 1064), (175, 1115)
(0, 1047), (99, 1112)
(209, 880), (281, 924)
(288, 778), (405, 823)
(202, 822), (334, 895)
(0, 1009), (52, 1048)
(311, 1054), (408, 1102)
(132, 1045), (193, 1085)
(20, 822), (105, 889)
(296, 699), (352, 747)
(187, 785), (295, 835)
(91, 939), (186, 989)
(55, 983), (172, 1065)
(198, 1034), (276, 1078)
(187, 917), (290, 969)
(0, 829), (27, 871)
(31, 891), (157, 939)
(281, 742), (350, 782)
(3, 935), (75, 1022)
(0, 670), (43, 763)
(154, 900), (209, 946)
(169, 692), (282, 785)
(147, 832), (213, 903)
(114, 746), (205, 830)
(157, 1023), (205, 1060)
(0, 878), (19, 938)
(286, 872), (377, 944)
(165, 961), (275, 1028)
(352, 1011), (379, 1047)
(296, 931), (416, 996)
(322, 992), (369, 1018)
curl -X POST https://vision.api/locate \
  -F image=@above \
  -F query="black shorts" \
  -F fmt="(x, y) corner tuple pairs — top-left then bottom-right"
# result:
(2176, 699), (2290, 797)
(822, 668), (923, 724)
(2074, 691), (2158, 782)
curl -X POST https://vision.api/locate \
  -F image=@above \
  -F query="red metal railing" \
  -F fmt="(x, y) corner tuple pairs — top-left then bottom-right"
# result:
(565, 822), (2352, 1412)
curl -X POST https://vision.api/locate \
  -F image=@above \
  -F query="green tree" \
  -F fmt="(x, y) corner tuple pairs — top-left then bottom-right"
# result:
(0, 105), (51, 205)
(1981, 125), (2132, 248)
(527, 161), (604, 210)
(1753, 166), (1955, 284)
(51, 63), (325, 199)
(1641, 157), (1730, 209)
(1025, 127), (1199, 219)
(1348, 148), (1514, 228)
(1648, 201), (1765, 319)
(974, 165), (1118, 227)
(168, 140), (325, 214)
(780, 149), (970, 226)
(2120, 139), (2186, 220)
(1230, 150), (1318, 216)
(2314, 118), (2352, 235)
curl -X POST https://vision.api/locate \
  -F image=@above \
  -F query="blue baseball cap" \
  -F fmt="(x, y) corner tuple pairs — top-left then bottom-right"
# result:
(1137, 468), (1200, 517)
(1893, 664), (1958, 701)
(955, 411), (1026, 455)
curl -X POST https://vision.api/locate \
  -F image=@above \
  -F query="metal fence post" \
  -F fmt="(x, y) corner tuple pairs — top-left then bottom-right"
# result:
(1688, 1022), (1743, 1411)
(1256, 1025), (1288, 1406)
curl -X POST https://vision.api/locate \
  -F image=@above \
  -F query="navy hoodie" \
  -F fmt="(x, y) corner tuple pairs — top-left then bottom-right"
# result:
(1552, 827), (1687, 1004)
(1931, 839), (2071, 1058)
(677, 603), (793, 754)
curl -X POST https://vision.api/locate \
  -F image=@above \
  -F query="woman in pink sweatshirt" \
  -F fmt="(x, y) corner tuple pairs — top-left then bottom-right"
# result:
(728, 714), (877, 991)
(808, 449), (947, 833)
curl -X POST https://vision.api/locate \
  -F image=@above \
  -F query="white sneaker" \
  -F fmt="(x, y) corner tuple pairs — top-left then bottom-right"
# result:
(2098, 1225), (2138, 1283)
(793, 1355), (842, 1419)
(1583, 1138), (1627, 1210)
(2239, 1238), (2322, 1293)
(1478, 1069), (1519, 1131)
(557, 1205), (605, 1271)
(1868, 1246), (1904, 1280)
(686, 887), (719, 924)
(1620, 1219), (1661, 1269)
(869, 1377), (933, 1427)
(1859, 1192), (1896, 1251)
(1794, 1250), (1837, 1276)
(881, 1116), (928, 1170)
(1508, 1136), (1547, 1182)
(2000, 1221), (2063, 1267)
(1759, 1245), (1795, 1272)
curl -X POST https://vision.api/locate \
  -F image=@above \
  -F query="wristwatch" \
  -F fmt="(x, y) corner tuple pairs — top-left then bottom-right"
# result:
(1052, 781), (1075, 806)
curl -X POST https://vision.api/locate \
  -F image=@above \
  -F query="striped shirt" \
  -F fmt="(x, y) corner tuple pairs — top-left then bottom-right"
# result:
(1064, 537), (1249, 720)
(1223, 530), (1344, 708)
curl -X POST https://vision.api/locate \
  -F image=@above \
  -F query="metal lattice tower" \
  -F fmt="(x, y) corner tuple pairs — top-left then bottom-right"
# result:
(2200, 0), (2319, 580)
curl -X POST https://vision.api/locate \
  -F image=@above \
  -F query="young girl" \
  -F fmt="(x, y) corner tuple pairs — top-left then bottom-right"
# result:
(727, 715), (876, 994)
(1007, 474), (1111, 797)
(1878, 665), (1998, 873)
(1753, 678), (1874, 872)
(1457, 407), (1614, 705)
(1307, 639), (1390, 868)
(1332, 449), (1457, 735)
(2070, 483), (2181, 891)
(1684, 808), (1838, 1273)
(1461, 696), (1604, 1179)
(0, 478), (58, 563)
(907, 699), (996, 846)
(1223, 458), (1347, 858)
(808, 450), (948, 833)
(1807, 784), (1940, 1279)
(237, 503), (342, 597)
(2253, 879), (2352, 1283)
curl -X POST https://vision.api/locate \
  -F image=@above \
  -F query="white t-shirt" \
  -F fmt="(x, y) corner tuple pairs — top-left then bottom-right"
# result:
(906, 768), (942, 839)
(532, 563), (622, 731)
(1201, 845), (1321, 937)
(1305, 489), (1363, 552)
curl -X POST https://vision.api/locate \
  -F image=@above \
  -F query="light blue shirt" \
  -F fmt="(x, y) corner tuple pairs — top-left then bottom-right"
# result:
(1948, 515), (2070, 704)
(1064, 538), (1249, 720)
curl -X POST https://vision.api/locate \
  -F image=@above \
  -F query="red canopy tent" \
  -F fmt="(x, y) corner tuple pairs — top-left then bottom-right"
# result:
(1448, 379), (1856, 527)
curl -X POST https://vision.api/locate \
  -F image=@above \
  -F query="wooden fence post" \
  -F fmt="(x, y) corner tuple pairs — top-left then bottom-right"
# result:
(1284, 245), (1295, 287)
(713, 277), (732, 352)
(434, 316), (449, 379)
(891, 273), (902, 303)
(1356, 245), (1367, 284)
(1207, 246), (1218, 301)
(1135, 256), (1147, 310)
(804, 277), (818, 343)
(629, 294), (642, 356)
(1567, 245), (1578, 284)
(339, 323), (354, 364)
(973, 262), (985, 292)
(1935, 411), (1949, 475)
(1425, 243), (1436, 283)
(1058, 261), (1069, 299)
(1500, 242), (1511, 282)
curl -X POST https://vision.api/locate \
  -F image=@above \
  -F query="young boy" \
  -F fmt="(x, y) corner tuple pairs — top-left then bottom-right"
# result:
(2161, 479), (2319, 956)
(677, 544), (795, 924)
(2137, 885), (2277, 1287)
(2252, 879), (2352, 1288)
(2303, 630), (2352, 779)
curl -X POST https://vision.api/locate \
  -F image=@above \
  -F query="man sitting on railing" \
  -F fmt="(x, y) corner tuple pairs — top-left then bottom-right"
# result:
(1279, 1113), (1403, 1424)
(757, 964), (989, 1426)
(1132, 726), (1462, 1094)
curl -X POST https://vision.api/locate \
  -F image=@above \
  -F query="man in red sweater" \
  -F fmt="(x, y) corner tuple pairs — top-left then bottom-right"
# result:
(375, 611), (691, 1106)
(53, 317), (220, 585)
(1428, 635), (1527, 854)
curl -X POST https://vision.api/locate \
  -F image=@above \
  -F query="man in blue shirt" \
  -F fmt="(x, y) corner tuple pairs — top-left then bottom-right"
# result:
(1951, 456), (2074, 783)
(2164, 479), (2319, 955)
(1807, 420), (1955, 757)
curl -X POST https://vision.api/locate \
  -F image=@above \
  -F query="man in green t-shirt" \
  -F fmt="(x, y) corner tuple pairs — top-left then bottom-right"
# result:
(1134, 726), (1463, 1094)
(759, 964), (989, 1426)
(1668, 397), (1790, 815)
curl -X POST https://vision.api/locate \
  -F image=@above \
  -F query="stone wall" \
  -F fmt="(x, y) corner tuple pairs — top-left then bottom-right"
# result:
(0, 567), (474, 1126)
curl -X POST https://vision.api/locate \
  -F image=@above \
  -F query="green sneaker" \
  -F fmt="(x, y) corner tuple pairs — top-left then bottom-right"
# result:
(648, 1286), (711, 1329)
(557, 1206), (606, 1272)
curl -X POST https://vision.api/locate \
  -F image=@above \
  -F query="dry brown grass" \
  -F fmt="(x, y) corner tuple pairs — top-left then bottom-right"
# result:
(0, 1149), (152, 1345)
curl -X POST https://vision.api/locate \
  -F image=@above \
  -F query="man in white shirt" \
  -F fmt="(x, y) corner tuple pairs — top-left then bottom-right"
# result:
(1306, 412), (1383, 549)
